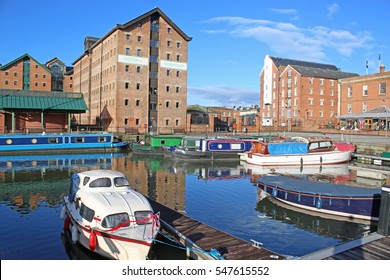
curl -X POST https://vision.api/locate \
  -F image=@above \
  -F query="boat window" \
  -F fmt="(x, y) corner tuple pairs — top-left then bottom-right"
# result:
(75, 137), (84, 143)
(48, 137), (58, 144)
(83, 176), (90, 186)
(135, 211), (153, 225)
(308, 142), (319, 150)
(101, 213), (129, 228)
(230, 143), (242, 150)
(79, 203), (95, 222)
(98, 137), (108, 142)
(114, 177), (130, 187)
(89, 178), (112, 188)
(319, 141), (332, 148)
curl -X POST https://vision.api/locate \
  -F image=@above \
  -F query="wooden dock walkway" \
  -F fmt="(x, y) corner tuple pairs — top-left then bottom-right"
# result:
(148, 199), (285, 260)
(325, 235), (390, 260)
(299, 233), (390, 260)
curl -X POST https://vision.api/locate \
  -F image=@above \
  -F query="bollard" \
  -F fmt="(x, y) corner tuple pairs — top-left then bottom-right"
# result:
(378, 186), (390, 236)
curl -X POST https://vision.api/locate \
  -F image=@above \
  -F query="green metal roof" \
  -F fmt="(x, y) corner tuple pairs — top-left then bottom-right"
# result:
(0, 89), (88, 112)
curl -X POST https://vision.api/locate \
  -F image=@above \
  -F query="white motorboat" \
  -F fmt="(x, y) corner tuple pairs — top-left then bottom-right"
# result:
(241, 136), (353, 166)
(60, 170), (159, 260)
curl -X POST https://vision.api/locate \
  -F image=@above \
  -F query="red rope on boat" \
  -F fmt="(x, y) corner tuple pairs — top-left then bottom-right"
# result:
(94, 213), (160, 237)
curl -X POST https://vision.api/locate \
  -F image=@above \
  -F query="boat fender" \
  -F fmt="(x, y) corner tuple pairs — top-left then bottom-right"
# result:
(59, 206), (66, 220)
(64, 215), (71, 231)
(320, 156), (323, 164)
(71, 225), (78, 244)
(272, 187), (278, 197)
(89, 230), (98, 251)
(300, 157), (303, 165)
(315, 198), (322, 209)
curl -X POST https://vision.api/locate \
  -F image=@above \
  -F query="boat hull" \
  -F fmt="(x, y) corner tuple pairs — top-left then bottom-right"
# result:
(0, 133), (129, 154)
(129, 143), (165, 155)
(245, 150), (352, 166)
(168, 147), (241, 161)
(257, 175), (381, 221)
(63, 196), (156, 260)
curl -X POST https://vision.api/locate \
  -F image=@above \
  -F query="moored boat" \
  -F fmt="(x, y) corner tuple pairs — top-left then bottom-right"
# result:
(0, 132), (129, 154)
(256, 191), (374, 241)
(241, 136), (352, 166)
(129, 135), (183, 155)
(61, 170), (160, 260)
(257, 174), (381, 221)
(167, 137), (256, 161)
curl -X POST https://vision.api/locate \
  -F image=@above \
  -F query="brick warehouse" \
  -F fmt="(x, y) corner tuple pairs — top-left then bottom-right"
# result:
(0, 54), (86, 133)
(73, 8), (191, 134)
(260, 55), (358, 131)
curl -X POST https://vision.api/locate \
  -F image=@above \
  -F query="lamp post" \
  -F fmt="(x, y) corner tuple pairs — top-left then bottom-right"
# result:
(384, 99), (388, 137)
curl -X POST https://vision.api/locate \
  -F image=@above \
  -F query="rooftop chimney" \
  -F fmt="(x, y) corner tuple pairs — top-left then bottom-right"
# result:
(380, 64), (386, 73)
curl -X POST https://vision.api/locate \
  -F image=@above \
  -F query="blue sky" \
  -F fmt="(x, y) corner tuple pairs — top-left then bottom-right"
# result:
(0, 0), (389, 107)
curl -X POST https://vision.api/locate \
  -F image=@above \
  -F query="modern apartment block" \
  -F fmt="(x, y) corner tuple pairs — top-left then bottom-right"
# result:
(260, 55), (358, 130)
(72, 8), (191, 134)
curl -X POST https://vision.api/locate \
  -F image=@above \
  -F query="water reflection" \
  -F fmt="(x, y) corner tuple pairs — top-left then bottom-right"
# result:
(0, 152), (383, 259)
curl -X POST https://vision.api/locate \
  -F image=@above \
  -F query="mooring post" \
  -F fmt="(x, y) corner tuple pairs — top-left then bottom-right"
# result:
(378, 186), (390, 236)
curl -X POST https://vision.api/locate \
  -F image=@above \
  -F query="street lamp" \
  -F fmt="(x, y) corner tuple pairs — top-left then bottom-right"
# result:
(384, 99), (388, 137)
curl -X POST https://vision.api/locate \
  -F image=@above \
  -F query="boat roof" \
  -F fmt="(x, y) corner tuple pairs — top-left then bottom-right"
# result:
(0, 132), (113, 138)
(257, 175), (381, 197)
(75, 170), (153, 215)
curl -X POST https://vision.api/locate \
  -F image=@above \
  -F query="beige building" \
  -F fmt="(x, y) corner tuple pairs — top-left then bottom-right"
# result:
(72, 8), (191, 134)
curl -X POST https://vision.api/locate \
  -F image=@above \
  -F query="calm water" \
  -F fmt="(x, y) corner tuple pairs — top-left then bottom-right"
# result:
(0, 152), (383, 260)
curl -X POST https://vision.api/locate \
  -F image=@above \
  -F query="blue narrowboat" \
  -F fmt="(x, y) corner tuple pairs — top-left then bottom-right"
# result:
(167, 138), (256, 161)
(257, 175), (381, 221)
(0, 132), (129, 154)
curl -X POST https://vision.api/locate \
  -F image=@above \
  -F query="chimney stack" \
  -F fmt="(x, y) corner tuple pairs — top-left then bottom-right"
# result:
(380, 64), (385, 73)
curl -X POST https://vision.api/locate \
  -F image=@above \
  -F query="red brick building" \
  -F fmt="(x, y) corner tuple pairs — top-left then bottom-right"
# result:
(260, 55), (358, 131)
(0, 54), (86, 133)
(339, 65), (390, 132)
(72, 8), (191, 134)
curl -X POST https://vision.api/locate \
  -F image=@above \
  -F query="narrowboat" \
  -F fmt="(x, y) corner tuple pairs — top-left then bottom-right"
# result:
(257, 174), (381, 221)
(256, 192), (373, 241)
(0, 132), (129, 154)
(167, 138), (256, 160)
(129, 135), (184, 155)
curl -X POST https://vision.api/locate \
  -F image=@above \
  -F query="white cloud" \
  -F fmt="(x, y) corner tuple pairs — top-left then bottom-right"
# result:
(201, 16), (373, 61)
(327, 3), (340, 18)
(188, 85), (259, 107)
(268, 8), (299, 20)
(268, 8), (297, 15)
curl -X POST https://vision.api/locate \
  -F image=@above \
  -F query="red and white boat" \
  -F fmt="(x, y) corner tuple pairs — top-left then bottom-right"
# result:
(240, 136), (353, 166)
(60, 170), (159, 260)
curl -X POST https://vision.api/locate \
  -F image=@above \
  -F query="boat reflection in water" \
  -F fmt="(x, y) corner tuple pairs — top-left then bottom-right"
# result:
(256, 189), (376, 241)
(0, 153), (121, 172)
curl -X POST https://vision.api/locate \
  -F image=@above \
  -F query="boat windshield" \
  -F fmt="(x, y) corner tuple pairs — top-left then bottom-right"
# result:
(101, 213), (129, 228)
(114, 177), (131, 187)
(89, 177), (112, 188)
(135, 211), (153, 225)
